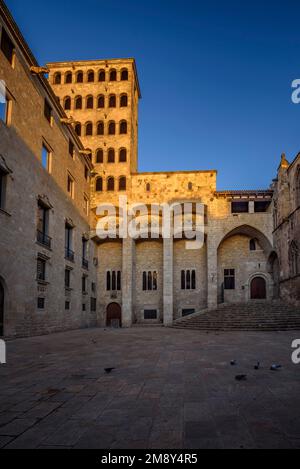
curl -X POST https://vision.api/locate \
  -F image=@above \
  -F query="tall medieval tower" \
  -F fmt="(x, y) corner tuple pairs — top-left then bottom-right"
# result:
(47, 59), (141, 208)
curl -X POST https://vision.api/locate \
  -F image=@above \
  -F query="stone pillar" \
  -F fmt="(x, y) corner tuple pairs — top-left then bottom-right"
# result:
(249, 201), (255, 214)
(122, 237), (135, 327)
(163, 237), (174, 326)
(207, 237), (218, 309)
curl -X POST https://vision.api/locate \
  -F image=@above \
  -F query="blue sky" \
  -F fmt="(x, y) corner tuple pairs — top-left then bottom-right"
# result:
(5, 0), (300, 189)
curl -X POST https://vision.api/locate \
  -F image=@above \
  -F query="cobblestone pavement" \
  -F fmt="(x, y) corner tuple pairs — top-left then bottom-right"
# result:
(0, 327), (300, 449)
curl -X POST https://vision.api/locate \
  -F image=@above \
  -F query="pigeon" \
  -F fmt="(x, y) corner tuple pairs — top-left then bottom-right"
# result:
(254, 362), (260, 370)
(235, 375), (247, 382)
(104, 368), (115, 374)
(231, 360), (237, 366)
(270, 364), (282, 371)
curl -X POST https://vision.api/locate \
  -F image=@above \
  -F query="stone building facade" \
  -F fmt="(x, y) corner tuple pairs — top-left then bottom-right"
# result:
(0, 0), (296, 337)
(0, 1), (98, 337)
(272, 154), (300, 305)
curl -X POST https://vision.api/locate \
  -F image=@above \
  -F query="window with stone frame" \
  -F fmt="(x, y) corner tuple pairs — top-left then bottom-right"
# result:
(181, 270), (196, 290)
(224, 269), (235, 290)
(0, 85), (12, 125)
(106, 271), (121, 291)
(37, 257), (46, 282)
(143, 271), (158, 291)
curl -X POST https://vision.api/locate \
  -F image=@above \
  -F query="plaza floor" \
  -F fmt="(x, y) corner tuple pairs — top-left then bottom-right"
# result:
(0, 327), (300, 449)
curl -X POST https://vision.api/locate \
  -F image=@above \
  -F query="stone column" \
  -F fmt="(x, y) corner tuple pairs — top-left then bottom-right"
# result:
(163, 236), (174, 326)
(122, 237), (135, 327)
(207, 237), (218, 310)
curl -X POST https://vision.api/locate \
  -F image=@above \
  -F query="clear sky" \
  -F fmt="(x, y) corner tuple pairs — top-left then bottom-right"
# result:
(5, 0), (300, 189)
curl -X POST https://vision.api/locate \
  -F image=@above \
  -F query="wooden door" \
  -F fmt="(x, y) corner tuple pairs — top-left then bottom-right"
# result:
(106, 303), (122, 328)
(251, 277), (266, 299)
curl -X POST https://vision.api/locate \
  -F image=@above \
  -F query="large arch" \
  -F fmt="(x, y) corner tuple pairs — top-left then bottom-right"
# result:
(217, 225), (273, 304)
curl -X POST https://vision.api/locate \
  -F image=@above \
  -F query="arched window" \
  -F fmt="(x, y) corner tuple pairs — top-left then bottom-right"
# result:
(97, 95), (105, 108)
(85, 122), (93, 136)
(109, 94), (116, 108)
(95, 177), (103, 192)
(75, 96), (82, 110)
(76, 71), (83, 83)
(75, 122), (82, 136)
(120, 120), (127, 134)
(250, 239), (257, 251)
(99, 69), (106, 82)
(108, 148), (115, 163)
(188, 182), (193, 191)
(146, 183), (151, 192)
(87, 70), (94, 82)
(296, 166), (300, 207)
(119, 148), (127, 162)
(97, 121), (104, 136)
(120, 94), (128, 107)
(96, 149), (104, 164)
(110, 69), (117, 81)
(108, 121), (116, 135)
(54, 72), (61, 85)
(121, 69), (128, 81)
(86, 96), (94, 109)
(65, 72), (72, 84)
(119, 177), (126, 191)
(64, 96), (71, 110)
(107, 177), (115, 191)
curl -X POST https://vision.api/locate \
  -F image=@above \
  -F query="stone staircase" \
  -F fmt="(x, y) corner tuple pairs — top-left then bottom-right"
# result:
(171, 301), (300, 331)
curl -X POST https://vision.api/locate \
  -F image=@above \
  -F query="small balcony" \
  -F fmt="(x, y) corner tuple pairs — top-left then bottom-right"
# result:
(82, 258), (89, 270)
(37, 230), (52, 249)
(65, 247), (75, 262)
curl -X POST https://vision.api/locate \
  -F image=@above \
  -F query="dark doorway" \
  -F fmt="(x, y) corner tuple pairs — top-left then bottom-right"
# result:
(0, 282), (4, 336)
(106, 303), (122, 328)
(251, 277), (267, 300)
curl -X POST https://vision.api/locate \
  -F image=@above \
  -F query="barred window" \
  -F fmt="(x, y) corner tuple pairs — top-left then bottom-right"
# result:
(181, 270), (196, 290)
(143, 271), (158, 291)
(37, 258), (46, 282)
(106, 271), (121, 291)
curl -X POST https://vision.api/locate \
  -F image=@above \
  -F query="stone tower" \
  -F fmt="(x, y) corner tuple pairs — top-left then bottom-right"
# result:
(47, 59), (141, 207)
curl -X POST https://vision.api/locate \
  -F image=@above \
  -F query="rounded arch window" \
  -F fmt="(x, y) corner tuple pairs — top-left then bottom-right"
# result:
(64, 96), (71, 110)
(76, 71), (83, 83)
(96, 149), (104, 164)
(75, 96), (82, 110)
(121, 69), (128, 81)
(65, 72), (72, 84)
(119, 148), (127, 163)
(97, 95), (105, 108)
(108, 121), (116, 135)
(97, 121), (104, 136)
(109, 69), (117, 81)
(107, 177), (115, 191)
(85, 122), (93, 136)
(87, 70), (95, 82)
(120, 120), (127, 134)
(119, 177), (127, 191)
(54, 72), (61, 85)
(120, 94), (128, 107)
(96, 177), (103, 192)
(86, 96), (94, 109)
(109, 94), (116, 108)
(99, 70), (106, 82)
(75, 122), (82, 136)
(108, 148), (115, 163)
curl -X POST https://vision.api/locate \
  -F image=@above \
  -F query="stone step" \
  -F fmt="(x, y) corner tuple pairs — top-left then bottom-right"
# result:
(171, 301), (300, 332)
